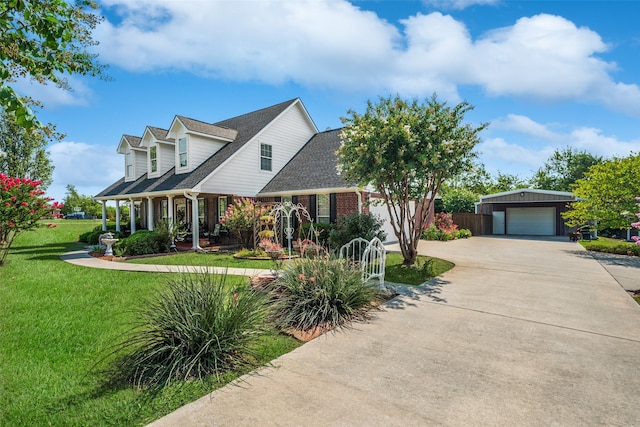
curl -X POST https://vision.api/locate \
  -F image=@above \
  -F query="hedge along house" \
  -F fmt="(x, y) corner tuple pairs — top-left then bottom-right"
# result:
(95, 99), (319, 248)
(475, 189), (579, 236)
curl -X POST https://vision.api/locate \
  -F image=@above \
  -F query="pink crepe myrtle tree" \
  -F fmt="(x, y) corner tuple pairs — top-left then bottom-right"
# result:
(0, 174), (62, 265)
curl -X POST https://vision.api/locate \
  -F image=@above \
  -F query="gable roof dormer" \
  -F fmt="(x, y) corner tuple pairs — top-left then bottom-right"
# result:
(117, 134), (143, 154)
(166, 116), (240, 174)
(140, 126), (175, 178)
(175, 116), (238, 141)
(117, 134), (147, 182)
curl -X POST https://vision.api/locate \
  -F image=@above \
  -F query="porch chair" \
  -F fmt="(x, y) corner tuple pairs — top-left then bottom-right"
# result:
(209, 223), (222, 244)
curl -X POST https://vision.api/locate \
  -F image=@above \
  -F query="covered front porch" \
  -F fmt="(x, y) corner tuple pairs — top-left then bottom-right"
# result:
(97, 192), (236, 250)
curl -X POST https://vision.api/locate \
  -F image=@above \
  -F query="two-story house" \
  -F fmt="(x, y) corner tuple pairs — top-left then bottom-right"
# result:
(95, 98), (427, 246)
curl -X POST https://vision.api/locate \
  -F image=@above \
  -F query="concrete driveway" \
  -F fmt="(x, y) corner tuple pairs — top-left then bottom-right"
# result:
(149, 237), (640, 426)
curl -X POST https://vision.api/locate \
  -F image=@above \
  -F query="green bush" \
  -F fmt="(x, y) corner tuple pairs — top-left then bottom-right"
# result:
(422, 224), (456, 241)
(114, 230), (170, 256)
(105, 272), (269, 389)
(457, 228), (472, 239)
(329, 212), (387, 251)
(268, 256), (383, 333)
(79, 225), (123, 245)
(235, 247), (267, 258)
(585, 242), (640, 256)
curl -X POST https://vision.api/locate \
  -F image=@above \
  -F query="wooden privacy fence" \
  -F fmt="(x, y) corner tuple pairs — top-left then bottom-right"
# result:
(452, 213), (492, 236)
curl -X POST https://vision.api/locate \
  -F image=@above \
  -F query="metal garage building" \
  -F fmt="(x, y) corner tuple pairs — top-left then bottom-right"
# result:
(475, 189), (578, 236)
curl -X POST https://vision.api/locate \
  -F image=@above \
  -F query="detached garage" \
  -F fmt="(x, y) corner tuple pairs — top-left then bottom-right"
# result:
(476, 189), (578, 236)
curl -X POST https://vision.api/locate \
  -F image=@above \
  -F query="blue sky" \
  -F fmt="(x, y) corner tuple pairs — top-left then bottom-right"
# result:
(18, 0), (640, 203)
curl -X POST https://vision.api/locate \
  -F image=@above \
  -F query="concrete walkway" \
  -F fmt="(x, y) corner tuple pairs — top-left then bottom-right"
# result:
(139, 236), (640, 426)
(60, 249), (272, 277)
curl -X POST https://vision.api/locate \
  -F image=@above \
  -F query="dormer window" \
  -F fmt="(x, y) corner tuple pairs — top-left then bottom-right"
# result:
(178, 137), (188, 167)
(260, 143), (272, 171)
(125, 152), (133, 177)
(150, 146), (157, 173)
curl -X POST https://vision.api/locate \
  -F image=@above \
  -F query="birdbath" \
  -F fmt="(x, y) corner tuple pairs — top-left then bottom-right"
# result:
(102, 238), (119, 257)
(99, 232), (119, 257)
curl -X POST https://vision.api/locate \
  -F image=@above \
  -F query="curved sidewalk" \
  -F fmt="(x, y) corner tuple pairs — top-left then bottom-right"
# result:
(60, 249), (272, 277)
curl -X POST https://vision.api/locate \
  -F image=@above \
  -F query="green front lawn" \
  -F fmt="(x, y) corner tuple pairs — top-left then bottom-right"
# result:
(384, 252), (454, 285)
(0, 221), (300, 427)
(580, 236), (640, 256)
(125, 251), (274, 269)
(125, 249), (454, 286)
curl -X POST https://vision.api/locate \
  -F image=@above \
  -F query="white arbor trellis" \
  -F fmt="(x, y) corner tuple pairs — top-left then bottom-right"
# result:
(269, 201), (315, 265)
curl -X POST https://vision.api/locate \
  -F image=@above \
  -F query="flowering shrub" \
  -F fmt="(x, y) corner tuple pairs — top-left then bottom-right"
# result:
(422, 212), (471, 241)
(220, 198), (266, 247)
(268, 256), (383, 333)
(0, 174), (60, 265)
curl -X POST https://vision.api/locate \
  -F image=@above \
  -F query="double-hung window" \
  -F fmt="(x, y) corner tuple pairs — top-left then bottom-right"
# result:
(150, 146), (157, 173)
(316, 194), (330, 224)
(125, 152), (133, 178)
(260, 143), (272, 171)
(178, 137), (188, 168)
(218, 196), (228, 221)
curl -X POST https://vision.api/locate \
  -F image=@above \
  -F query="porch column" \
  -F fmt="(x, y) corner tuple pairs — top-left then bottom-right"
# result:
(183, 192), (200, 250)
(167, 195), (175, 248)
(129, 198), (136, 234)
(101, 201), (107, 231)
(147, 197), (154, 231)
(115, 200), (121, 232)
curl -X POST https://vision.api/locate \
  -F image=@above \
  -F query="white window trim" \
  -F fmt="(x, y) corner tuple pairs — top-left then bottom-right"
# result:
(260, 143), (272, 171)
(125, 152), (133, 178)
(218, 196), (228, 221)
(316, 194), (330, 224)
(150, 146), (158, 173)
(178, 137), (188, 168)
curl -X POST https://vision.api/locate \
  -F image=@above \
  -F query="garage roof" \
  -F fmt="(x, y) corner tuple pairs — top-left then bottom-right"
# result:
(479, 189), (577, 204)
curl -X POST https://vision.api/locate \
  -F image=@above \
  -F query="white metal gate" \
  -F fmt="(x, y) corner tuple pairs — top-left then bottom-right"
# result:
(339, 237), (386, 288)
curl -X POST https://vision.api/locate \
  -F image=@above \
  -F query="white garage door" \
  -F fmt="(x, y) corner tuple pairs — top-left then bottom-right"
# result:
(506, 207), (555, 235)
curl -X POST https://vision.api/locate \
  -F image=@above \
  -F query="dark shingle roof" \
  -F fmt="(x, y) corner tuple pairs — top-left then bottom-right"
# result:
(176, 116), (238, 141)
(97, 99), (298, 198)
(259, 128), (355, 194)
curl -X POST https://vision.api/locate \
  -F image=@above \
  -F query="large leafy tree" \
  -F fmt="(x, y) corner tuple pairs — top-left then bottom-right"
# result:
(338, 95), (487, 265)
(0, 0), (105, 131)
(442, 188), (477, 213)
(487, 172), (529, 194)
(61, 184), (100, 217)
(562, 153), (640, 230)
(0, 109), (54, 188)
(531, 147), (603, 192)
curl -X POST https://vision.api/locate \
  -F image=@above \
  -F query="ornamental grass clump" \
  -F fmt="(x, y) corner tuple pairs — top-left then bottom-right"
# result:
(269, 256), (384, 333)
(106, 272), (269, 389)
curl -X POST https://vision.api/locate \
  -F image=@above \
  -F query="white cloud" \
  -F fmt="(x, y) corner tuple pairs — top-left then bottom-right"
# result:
(567, 127), (640, 158)
(491, 114), (561, 141)
(478, 137), (551, 170)
(12, 76), (94, 109)
(422, 0), (501, 11)
(477, 114), (640, 178)
(93, 1), (640, 116)
(47, 141), (121, 202)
